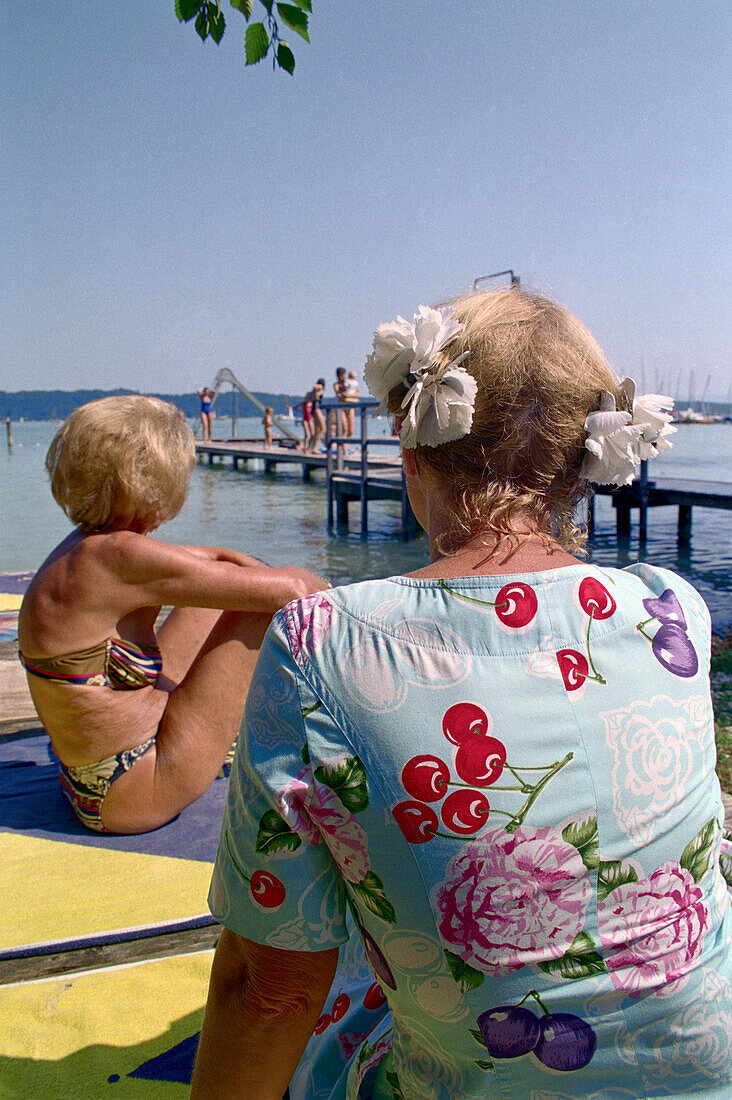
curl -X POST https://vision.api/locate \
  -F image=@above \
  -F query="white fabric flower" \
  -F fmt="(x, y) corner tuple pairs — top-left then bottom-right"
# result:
(400, 363), (476, 448)
(363, 304), (476, 447)
(632, 392), (677, 459)
(581, 393), (645, 486)
(582, 382), (676, 485)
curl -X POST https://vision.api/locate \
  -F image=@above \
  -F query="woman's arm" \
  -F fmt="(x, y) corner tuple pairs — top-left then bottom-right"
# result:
(109, 532), (328, 614)
(191, 930), (338, 1100)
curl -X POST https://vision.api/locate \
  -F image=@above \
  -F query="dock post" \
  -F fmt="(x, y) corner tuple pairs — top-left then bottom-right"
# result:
(615, 488), (631, 539)
(360, 407), (368, 533)
(326, 417), (334, 531)
(678, 504), (692, 544)
(638, 461), (648, 546)
(5, 418), (11, 449)
(586, 491), (595, 536)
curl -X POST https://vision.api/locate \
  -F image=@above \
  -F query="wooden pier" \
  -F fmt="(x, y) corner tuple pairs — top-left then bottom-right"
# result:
(195, 400), (420, 536)
(197, 408), (731, 544)
(589, 465), (732, 545)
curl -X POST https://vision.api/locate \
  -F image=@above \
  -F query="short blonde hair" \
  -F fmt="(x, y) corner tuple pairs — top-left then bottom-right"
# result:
(46, 395), (196, 533)
(387, 287), (625, 554)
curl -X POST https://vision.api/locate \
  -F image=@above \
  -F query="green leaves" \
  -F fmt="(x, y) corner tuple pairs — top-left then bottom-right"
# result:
(314, 755), (369, 813)
(721, 842), (732, 889)
(680, 818), (717, 883)
(562, 813), (599, 870)
(277, 3), (310, 41)
(444, 949), (485, 993)
(536, 931), (607, 981)
(245, 20), (270, 63)
(175, 0), (202, 20)
(277, 41), (295, 74)
(255, 808), (302, 855)
(350, 870), (397, 924)
(596, 858), (639, 901)
(174, 0), (311, 72)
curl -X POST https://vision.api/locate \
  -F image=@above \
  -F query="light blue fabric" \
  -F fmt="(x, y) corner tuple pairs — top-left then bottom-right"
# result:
(210, 563), (732, 1099)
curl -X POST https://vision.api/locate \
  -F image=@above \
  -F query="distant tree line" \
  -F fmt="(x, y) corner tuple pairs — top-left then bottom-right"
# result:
(0, 389), (299, 421)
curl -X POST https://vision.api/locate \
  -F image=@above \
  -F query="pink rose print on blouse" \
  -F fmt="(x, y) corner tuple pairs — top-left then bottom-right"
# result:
(286, 592), (334, 664)
(277, 771), (370, 883)
(598, 862), (709, 997)
(435, 824), (591, 974)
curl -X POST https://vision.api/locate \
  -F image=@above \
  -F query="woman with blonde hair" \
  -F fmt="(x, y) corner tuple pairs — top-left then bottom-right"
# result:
(18, 395), (326, 835)
(193, 289), (730, 1098)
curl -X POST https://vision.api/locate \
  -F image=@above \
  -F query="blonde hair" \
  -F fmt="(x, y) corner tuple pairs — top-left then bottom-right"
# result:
(46, 395), (196, 533)
(386, 287), (626, 554)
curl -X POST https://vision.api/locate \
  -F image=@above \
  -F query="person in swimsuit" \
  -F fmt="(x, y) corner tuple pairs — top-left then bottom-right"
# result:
(294, 395), (314, 451)
(262, 406), (274, 449)
(309, 381), (326, 453)
(197, 386), (215, 441)
(18, 395), (327, 835)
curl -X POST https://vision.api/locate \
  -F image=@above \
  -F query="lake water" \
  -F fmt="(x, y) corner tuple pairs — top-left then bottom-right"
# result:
(2, 417), (731, 635)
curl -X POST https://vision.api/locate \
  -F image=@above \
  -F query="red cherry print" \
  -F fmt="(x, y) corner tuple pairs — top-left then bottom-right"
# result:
(330, 991), (351, 1023)
(313, 1013), (332, 1034)
(556, 649), (589, 691)
(441, 789), (490, 834)
(401, 755), (450, 801)
(249, 869), (286, 909)
(454, 735), (507, 786)
(495, 582), (538, 629)
(578, 577), (616, 620)
(363, 981), (387, 1011)
(442, 702), (490, 746)
(392, 800), (438, 844)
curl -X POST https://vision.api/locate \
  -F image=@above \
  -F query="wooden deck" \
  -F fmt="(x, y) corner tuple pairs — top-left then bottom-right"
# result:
(195, 438), (401, 481)
(592, 475), (732, 543)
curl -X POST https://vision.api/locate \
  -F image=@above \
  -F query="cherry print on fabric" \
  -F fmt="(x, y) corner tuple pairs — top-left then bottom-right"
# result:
(224, 831), (287, 910)
(556, 574), (618, 692)
(393, 702), (572, 844)
(637, 589), (698, 678)
(438, 579), (539, 633)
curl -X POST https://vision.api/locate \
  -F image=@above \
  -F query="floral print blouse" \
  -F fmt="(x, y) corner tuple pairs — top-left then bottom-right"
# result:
(209, 563), (732, 1099)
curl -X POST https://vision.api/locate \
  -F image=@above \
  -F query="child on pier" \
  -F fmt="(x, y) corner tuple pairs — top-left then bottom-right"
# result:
(262, 406), (274, 449)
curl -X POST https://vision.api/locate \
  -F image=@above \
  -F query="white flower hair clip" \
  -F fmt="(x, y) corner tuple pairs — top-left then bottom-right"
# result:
(581, 378), (676, 486)
(363, 305), (477, 448)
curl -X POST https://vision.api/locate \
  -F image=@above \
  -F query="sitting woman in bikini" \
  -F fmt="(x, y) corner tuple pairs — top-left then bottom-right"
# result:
(18, 396), (327, 835)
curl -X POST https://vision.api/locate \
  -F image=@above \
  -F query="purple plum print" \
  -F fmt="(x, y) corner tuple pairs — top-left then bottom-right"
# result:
(637, 590), (698, 678)
(478, 1006), (540, 1058)
(475, 991), (596, 1073)
(357, 921), (397, 990)
(534, 1012), (597, 1071)
(642, 588), (687, 629)
(651, 623), (698, 678)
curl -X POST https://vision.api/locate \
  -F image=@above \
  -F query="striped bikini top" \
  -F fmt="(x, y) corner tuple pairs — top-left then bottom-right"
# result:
(19, 637), (163, 690)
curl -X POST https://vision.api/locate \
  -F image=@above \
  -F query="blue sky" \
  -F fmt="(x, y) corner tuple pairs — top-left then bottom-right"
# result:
(1, 1), (729, 399)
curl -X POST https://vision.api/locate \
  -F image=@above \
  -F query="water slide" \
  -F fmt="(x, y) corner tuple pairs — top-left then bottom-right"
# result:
(208, 368), (301, 444)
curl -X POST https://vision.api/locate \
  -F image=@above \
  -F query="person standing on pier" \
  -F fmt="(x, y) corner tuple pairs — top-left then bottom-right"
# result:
(197, 386), (215, 442)
(262, 406), (274, 449)
(310, 380), (326, 454)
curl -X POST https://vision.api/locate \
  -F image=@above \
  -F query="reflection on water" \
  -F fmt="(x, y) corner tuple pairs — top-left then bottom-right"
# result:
(2, 419), (731, 633)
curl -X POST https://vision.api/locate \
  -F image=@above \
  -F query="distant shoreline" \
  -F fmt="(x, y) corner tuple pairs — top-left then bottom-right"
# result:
(0, 388), (303, 421)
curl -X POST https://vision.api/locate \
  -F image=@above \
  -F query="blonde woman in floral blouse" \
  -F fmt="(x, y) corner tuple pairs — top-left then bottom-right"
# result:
(193, 289), (731, 1099)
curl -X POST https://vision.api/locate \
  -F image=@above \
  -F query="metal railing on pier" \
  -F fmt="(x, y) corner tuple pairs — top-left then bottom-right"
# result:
(324, 400), (416, 536)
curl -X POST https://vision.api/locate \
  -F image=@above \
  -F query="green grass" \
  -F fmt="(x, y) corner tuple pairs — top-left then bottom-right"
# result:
(712, 644), (732, 796)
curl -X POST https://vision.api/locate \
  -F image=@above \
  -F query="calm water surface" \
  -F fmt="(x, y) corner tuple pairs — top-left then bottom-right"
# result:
(2, 418), (731, 633)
